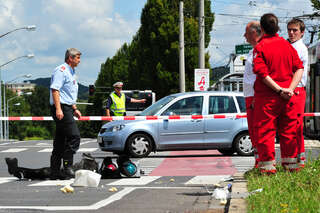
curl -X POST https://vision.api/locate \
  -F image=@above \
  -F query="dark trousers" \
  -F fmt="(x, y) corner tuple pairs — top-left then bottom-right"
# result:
(50, 104), (80, 171)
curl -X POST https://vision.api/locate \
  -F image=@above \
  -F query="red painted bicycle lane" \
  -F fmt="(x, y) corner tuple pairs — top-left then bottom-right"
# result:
(149, 150), (237, 176)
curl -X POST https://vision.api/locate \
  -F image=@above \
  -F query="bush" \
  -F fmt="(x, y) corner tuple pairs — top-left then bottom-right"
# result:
(25, 126), (51, 139)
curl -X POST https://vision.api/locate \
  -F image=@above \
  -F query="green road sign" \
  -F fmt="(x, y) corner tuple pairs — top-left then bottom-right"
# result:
(235, 44), (253, 54)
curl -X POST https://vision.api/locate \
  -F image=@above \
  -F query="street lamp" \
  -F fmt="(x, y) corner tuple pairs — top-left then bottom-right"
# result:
(7, 92), (32, 139)
(4, 74), (32, 139)
(0, 54), (35, 140)
(0, 25), (36, 39)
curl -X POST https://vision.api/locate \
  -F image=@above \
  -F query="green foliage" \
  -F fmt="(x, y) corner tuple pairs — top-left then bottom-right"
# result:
(25, 126), (51, 139)
(8, 86), (53, 140)
(311, 0), (320, 10)
(246, 158), (320, 213)
(94, 0), (214, 99)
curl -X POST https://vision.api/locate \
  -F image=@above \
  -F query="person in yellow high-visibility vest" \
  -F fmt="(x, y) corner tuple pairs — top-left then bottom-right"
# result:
(105, 82), (146, 116)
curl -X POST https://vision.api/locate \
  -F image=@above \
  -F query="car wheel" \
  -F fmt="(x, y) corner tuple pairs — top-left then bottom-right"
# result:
(234, 132), (254, 156)
(127, 133), (152, 158)
(218, 149), (235, 156)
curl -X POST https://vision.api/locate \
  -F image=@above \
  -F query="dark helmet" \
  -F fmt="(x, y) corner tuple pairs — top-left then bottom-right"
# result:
(117, 155), (137, 177)
(99, 157), (120, 178)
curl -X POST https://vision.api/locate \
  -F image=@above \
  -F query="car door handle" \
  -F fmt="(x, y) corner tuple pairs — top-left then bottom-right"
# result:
(191, 119), (202, 122)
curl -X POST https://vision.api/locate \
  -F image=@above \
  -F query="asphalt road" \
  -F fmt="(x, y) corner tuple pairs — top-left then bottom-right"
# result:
(0, 139), (319, 213)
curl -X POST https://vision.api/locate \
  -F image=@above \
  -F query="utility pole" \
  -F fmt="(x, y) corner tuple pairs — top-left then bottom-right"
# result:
(198, 0), (205, 69)
(179, 1), (185, 92)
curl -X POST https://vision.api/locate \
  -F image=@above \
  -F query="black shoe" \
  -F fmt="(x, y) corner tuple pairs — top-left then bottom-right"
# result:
(5, 158), (18, 175)
(63, 167), (75, 179)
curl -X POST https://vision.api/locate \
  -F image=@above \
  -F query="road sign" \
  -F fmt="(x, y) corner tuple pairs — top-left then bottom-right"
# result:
(194, 69), (209, 91)
(235, 44), (252, 54)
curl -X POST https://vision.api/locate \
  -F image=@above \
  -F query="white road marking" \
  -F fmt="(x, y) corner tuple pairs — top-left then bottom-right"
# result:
(0, 187), (136, 211)
(38, 148), (52, 152)
(37, 148), (97, 153)
(1, 148), (27, 153)
(107, 176), (161, 185)
(0, 177), (18, 184)
(185, 175), (231, 186)
(80, 140), (97, 145)
(29, 179), (74, 186)
(36, 143), (50, 146)
(78, 148), (98, 152)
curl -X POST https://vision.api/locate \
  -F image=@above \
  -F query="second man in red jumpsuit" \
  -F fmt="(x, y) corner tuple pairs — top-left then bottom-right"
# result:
(253, 13), (304, 174)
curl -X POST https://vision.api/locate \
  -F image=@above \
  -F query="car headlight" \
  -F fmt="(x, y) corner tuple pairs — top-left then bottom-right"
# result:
(111, 124), (125, 132)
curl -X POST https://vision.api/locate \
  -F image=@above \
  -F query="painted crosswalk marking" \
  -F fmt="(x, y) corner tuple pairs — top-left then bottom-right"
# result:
(38, 148), (52, 152)
(1, 148), (27, 153)
(38, 148), (98, 153)
(0, 177), (18, 184)
(78, 148), (98, 152)
(185, 175), (231, 186)
(29, 179), (74, 186)
(106, 176), (161, 186)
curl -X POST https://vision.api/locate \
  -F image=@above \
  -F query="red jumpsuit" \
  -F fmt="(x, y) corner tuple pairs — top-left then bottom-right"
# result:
(253, 34), (304, 173)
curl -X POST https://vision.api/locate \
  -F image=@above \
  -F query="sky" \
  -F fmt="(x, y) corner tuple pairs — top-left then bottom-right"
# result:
(0, 0), (316, 86)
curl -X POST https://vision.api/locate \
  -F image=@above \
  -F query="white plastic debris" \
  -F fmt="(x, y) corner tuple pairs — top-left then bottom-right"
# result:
(250, 188), (263, 194)
(72, 170), (101, 187)
(212, 185), (231, 200)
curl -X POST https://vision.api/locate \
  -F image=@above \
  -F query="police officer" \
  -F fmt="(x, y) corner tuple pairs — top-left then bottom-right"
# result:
(105, 82), (146, 116)
(49, 48), (82, 180)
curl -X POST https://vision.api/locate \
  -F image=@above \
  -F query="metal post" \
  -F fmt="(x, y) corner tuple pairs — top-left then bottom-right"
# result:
(3, 83), (6, 139)
(198, 0), (205, 69)
(6, 100), (9, 139)
(0, 68), (2, 141)
(179, 1), (185, 93)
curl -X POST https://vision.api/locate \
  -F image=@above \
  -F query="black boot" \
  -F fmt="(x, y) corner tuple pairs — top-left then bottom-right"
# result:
(5, 158), (23, 179)
(63, 158), (75, 179)
(50, 155), (64, 180)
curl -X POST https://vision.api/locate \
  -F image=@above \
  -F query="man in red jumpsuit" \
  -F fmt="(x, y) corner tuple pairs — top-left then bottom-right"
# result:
(253, 13), (304, 174)
(287, 18), (308, 168)
(243, 21), (262, 168)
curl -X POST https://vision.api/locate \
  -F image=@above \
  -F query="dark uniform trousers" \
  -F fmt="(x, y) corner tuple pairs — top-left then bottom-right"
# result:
(50, 104), (80, 174)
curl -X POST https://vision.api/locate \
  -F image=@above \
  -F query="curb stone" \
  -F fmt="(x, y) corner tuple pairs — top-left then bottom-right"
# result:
(228, 172), (247, 213)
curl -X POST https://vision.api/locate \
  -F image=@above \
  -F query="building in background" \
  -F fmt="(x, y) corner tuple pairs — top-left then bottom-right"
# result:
(5, 82), (36, 95)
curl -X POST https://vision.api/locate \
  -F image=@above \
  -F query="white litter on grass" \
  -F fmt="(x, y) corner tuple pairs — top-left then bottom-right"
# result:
(250, 188), (263, 194)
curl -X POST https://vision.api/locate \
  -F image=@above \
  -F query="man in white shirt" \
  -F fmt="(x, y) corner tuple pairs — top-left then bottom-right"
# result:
(243, 21), (262, 168)
(287, 18), (308, 169)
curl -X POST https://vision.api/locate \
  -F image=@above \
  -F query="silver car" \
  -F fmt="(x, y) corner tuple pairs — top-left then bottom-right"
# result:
(97, 91), (253, 157)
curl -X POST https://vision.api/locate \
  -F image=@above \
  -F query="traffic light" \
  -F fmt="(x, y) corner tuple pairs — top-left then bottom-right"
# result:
(89, 85), (95, 96)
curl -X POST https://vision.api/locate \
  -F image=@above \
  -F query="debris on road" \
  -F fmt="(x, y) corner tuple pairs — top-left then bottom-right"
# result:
(109, 187), (118, 192)
(60, 185), (74, 193)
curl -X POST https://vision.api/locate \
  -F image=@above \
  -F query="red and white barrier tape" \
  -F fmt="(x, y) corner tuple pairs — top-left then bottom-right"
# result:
(0, 112), (319, 121)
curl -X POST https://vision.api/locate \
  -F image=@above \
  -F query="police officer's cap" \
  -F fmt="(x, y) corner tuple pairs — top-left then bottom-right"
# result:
(113, 82), (123, 87)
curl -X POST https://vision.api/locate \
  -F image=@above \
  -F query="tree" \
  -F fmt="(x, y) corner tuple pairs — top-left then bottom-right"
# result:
(95, 0), (214, 99)
(311, 0), (320, 9)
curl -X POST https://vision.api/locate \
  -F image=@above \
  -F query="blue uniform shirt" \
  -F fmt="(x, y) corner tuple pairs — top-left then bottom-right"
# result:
(50, 63), (78, 105)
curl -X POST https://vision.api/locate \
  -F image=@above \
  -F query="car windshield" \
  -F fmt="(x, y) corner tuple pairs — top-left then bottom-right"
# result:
(139, 95), (176, 116)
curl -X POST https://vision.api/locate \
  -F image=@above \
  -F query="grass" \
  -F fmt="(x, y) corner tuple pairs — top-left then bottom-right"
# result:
(245, 156), (320, 213)
(23, 136), (45, 141)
